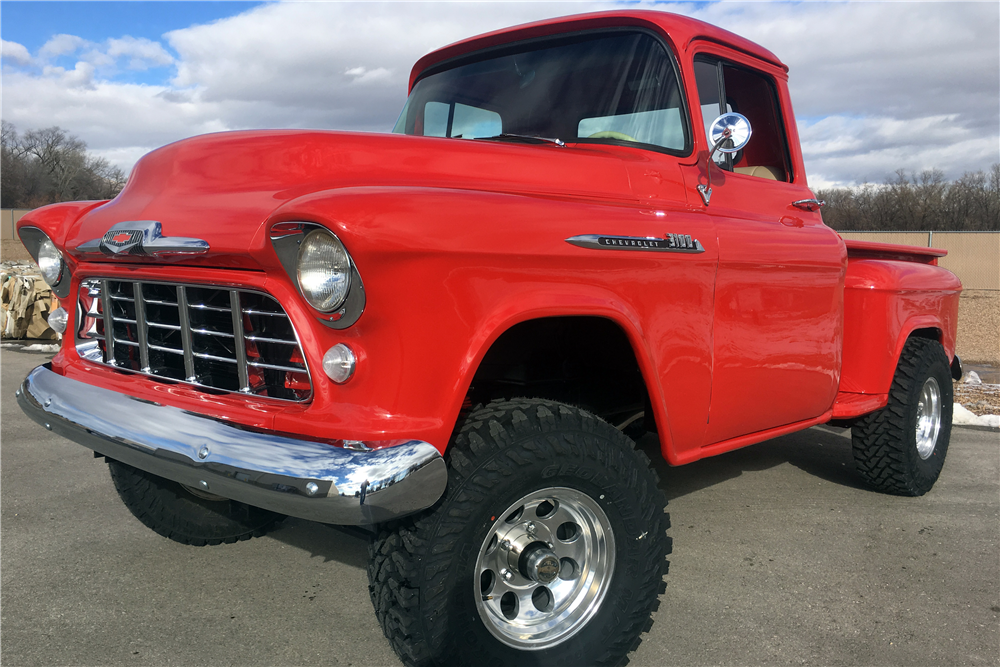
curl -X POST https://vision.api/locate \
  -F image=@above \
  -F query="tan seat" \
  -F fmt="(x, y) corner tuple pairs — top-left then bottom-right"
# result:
(734, 165), (783, 181)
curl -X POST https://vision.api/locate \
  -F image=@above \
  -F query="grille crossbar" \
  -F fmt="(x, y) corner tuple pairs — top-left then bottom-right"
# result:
(77, 279), (311, 402)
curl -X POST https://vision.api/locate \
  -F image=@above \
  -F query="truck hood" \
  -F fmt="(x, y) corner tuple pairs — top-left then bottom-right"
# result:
(65, 130), (636, 270)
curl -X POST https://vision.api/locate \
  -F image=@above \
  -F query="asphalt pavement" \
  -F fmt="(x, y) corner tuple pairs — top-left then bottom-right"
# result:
(3, 346), (998, 666)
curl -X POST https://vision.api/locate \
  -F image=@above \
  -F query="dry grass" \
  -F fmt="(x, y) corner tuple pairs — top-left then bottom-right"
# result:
(1, 239), (33, 262)
(956, 290), (1000, 366)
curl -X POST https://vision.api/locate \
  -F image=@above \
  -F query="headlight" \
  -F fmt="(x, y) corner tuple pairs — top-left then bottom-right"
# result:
(37, 239), (64, 286)
(296, 229), (351, 312)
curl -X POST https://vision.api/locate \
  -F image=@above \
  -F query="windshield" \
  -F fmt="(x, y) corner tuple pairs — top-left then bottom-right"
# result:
(393, 31), (688, 153)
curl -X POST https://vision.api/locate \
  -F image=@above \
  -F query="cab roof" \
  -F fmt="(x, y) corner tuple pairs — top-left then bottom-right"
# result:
(409, 10), (787, 91)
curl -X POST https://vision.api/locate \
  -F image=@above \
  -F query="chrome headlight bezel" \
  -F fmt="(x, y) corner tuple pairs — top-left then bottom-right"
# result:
(37, 238), (65, 287)
(269, 221), (366, 329)
(295, 228), (353, 313)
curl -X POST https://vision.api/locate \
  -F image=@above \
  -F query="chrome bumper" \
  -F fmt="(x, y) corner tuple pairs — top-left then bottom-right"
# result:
(16, 364), (448, 525)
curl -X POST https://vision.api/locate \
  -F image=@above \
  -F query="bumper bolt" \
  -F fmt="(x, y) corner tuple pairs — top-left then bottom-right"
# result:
(198, 445), (210, 460)
(199, 480), (210, 491)
(305, 482), (319, 496)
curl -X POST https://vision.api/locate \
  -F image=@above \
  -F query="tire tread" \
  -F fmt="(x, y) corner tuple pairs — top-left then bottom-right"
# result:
(368, 398), (670, 667)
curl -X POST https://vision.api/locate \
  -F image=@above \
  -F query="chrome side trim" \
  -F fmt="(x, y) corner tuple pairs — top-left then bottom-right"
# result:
(17, 365), (448, 525)
(566, 234), (705, 253)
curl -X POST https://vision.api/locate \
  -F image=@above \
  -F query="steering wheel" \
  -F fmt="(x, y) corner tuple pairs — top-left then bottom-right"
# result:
(588, 131), (637, 142)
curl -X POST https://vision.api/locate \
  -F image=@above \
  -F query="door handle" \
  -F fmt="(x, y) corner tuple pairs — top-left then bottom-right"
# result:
(792, 198), (825, 212)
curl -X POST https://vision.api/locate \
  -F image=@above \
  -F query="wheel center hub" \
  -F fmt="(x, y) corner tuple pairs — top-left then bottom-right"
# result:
(523, 546), (560, 584)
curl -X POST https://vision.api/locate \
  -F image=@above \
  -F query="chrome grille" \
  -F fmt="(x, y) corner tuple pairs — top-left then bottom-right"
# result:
(76, 279), (311, 401)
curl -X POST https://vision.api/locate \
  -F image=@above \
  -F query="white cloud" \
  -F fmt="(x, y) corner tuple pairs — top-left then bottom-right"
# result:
(1, 1), (996, 187)
(1, 39), (32, 65)
(345, 66), (393, 84)
(40, 61), (97, 88)
(106, 36), (174, 70)
(38, 33), (88, 60)
(1, 69), (229, 154)
(800, 114), (996, 188)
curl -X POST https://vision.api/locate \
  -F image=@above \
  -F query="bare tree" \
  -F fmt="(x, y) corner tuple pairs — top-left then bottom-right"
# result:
(817, 165), (1000, 231)
(1, 122), (127, 208)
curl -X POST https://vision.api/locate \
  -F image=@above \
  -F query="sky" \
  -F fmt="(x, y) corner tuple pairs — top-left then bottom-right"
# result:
(2, 1), (998, 189)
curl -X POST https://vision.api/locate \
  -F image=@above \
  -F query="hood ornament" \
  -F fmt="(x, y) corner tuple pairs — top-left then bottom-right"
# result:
(78, 221), (209, 257)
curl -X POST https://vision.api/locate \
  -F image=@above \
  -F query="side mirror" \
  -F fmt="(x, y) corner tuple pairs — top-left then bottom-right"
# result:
(698, 112), (753, 206)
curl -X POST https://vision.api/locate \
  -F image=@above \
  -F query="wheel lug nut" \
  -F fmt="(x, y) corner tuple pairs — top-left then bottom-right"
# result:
(525, 522), (536, 534)
(500, 539), (511, 551)
(500, 568), (513, 581)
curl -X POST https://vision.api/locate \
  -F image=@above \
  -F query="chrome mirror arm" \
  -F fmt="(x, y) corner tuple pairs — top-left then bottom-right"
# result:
(697, 112), (753, 207)
(696, 129), (733, 207)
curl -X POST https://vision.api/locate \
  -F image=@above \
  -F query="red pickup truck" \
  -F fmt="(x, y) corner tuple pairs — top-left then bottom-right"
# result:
(16, 10), (962, 667)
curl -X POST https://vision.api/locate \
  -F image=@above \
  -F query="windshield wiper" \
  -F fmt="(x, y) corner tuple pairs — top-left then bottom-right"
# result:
(477, 133), (565, 147)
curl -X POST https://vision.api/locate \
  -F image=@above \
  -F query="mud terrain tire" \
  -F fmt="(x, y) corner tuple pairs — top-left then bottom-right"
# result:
(108, 460), (282, 546)
(368, 399), (670, 667)
(852, 337), (953, 496)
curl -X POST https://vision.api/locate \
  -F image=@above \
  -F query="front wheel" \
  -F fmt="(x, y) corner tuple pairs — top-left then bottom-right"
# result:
(368, 399), (670, 666)
(108, 460), (283, 546)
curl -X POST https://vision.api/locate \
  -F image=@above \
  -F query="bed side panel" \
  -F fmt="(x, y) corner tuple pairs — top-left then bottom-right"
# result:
(839, 259), (961, 400)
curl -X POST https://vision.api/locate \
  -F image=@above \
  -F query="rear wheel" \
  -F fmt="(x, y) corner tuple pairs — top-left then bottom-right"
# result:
(108, 460), (282, 546)
(368, 399), (670, 666)
(852, 337), (953, 496)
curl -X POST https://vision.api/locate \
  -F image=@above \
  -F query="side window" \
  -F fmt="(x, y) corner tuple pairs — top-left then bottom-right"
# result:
(693, 57), (791, 182)
(693, 60), (730, 168)
(419, 101), (501, 139)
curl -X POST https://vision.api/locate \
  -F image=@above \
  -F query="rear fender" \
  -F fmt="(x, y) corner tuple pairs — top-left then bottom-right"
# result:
(840, 258), (961, 397)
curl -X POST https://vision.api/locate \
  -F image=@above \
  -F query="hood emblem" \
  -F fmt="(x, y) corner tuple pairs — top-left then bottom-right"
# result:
(78, 221), (210, 257)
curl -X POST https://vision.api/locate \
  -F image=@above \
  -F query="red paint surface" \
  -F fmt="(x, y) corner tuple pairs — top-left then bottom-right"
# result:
(17, 10), (962, 466)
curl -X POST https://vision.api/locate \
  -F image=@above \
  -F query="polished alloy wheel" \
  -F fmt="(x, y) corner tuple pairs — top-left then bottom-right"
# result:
(474, 487), (615, 650)
(915, 376), (942, 460)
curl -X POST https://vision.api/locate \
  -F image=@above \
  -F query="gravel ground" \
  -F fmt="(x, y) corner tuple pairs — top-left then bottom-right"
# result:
(4, 347), (999, 667)
(954, 382), (1000, 417)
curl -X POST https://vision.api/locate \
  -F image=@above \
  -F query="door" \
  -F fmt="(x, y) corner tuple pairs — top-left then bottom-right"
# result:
(688, 54), (846, 444)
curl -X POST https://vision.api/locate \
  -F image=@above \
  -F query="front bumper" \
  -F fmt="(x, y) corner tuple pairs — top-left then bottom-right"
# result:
(16, 364), (448, 525)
